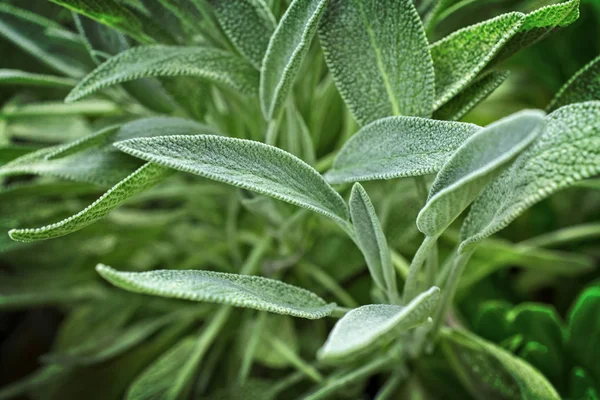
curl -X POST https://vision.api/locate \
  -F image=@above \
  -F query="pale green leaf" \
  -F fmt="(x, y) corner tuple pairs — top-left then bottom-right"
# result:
(209, 0), (276, 69)
(460, 101), (600, 250)
(66, 45), (259, 103)
(318, 287), (440, 362)
(260, 0), (327, 120)
(548, 53), (600, 111)
(0, 69), (77, 88)
(441, 329), (560, 400)
(319, 0), (435, 124)
(96, 265), (336, 319)
(325, 116), (480, 184)
(115, 135), (350, 225)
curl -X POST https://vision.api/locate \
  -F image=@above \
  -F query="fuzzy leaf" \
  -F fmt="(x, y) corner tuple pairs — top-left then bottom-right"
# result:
(260, 0), (327, 120)
(548, 53), (600, 111)
(325, 117), (480, 184)
(417, 110), (544, 238)
(0, 69), (76, 88)
(319, 0), (435, 124)
(318, 287), (440, 362)
(349, 183), (395, 293)
(96, 265), (336, 319)
(460, 102), (600, 250)
(209, 0), (276, 69)
(67, 45), (259, 102)
(115, 135), (349, 225)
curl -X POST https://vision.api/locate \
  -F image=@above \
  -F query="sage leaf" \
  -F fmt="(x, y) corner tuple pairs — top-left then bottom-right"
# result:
(115, 135), (349, 225)
(96, 265), (336, 319)
(319, 0), (435, 124)
(0, 69), (76, 88)
(548, 53), (600, 111)
(460, 102), (600, 250)
(417, 110), (545, 238)
(209, 0), (276, 69)
(325, 117), (480, 184)
(66, 45), (259, 103)
(260, 0), (328, 120)
(349, 183), (396, 296)
(318, 287), (440, 362)
(567, 286), (600, 385)
(440, 329), (560, 400)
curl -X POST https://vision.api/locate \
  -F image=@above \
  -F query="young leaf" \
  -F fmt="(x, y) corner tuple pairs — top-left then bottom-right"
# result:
(349, 183), (396, 296)
(417, 110), (544, 238)
(318, 287), (439, 362)
(96, 265), (336, 319)
(260, 0), (328, 120)
(66, 45), (259, 103)
(319, 0), (435, 124)
(115, 135), (350, 225)
(440, 329), (560, 399)
(548, 53), (600, 111)
(208, 0), (276, 69)
(460, 102), (600, 250)
(325, 117), (480, 184)
(0, 69), (77, 88)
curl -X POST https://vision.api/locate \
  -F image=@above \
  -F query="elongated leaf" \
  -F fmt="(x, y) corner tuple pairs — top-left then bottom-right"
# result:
(319, 0), (435, 124)
(318, 287), (439, 362)
(209, 0), (276, 69)
(441, 329), (560, 400)
(548, 53), (600, 111)
(115, 135), (349, 225)
(567, 286), (600, 385)
(0, 69), (76, 88)
(0, 365), (65, 400)
(260, 0), (327, 120)
(325, 117), (480, 184)
(349, 183), (395, 293)
(67, 45), (259, 103)
(96, 265), (336, 319)
(417, 110), (544, 238)
(460, 102), (600, 250)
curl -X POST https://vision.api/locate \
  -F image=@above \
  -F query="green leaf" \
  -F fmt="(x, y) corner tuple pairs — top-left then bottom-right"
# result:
(430, 12), (525, 109)
(568, 367), (600, 400)
(349, 183), (396, 295)
(115, 135), (350, 225)
(97, 265), (336, 319)
(0, 69), (77, 88)
(66, 45), (259, 103)
(441, 329), (560, 399)
(209, 0), (276, 69)
(325, 117), (480, 184)
(318, 287), (439, 362)
(417, 110), (544, 239)
(260, 0), (327, 120)
(548, 53), (600, 111)
(319, 0), (435, 124)
(567, 286), (600, 385)
(460, 102), (600, 250)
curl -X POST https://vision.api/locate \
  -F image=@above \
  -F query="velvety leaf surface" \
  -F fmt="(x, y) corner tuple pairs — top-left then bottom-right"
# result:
(548, 53), (600, 111)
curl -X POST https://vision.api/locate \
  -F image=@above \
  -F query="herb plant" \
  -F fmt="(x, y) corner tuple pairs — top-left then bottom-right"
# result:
(1, 0), (600, 399)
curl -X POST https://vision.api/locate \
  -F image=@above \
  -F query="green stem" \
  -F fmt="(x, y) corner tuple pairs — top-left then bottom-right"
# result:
(425, 240), (439, 288)
(413, 176), (429, 205)
(374, 367), (408, 400)
(238, 311), (267, 384)
(270, 336), (323, 383)
(301, 261), (359, 308)
(403, 235), (438, 303)
(518, 223), (600, 248)
(240, 235), (273, 275)
(330, 306), (351, 318)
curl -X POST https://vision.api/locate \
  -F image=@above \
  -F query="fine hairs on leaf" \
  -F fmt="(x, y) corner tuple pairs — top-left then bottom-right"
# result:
(548, 53), (600, 111)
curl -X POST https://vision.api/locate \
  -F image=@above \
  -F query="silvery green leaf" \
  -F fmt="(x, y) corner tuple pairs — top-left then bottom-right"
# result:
(209, 0), (276, 69)
(67, 45), (259, 103)
(318, 287), (439, 362)
(319, 0), (435, 124)
(325, 117), (480, 184)
(548, 53), (600, 111)
(417, 110), (545, 238)
(0, 69), (77, 88)
(260, 0), (328, 120)
(460, 101), (600, 250)
(96, 265), (336, 319)
(349, 183), (396, 295)
(115, 135), (349, 225)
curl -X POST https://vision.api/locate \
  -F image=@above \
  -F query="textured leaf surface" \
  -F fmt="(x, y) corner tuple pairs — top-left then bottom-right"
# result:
(67, 45), (259, 102)
(318, 287), (439, 362)
(116, 135), (349, 225)
(96, 265), (336, 319)
(548, 53), (600, 111)
(441, 329), (560, 400)
(209, 0), (276, 69)
(0, 69), (76, 88)
(319, 0), (435, 124)
(417, 110), (544, 238)
(460, 102), (600, 249)
(260, 0), (327, 120)
(325, 117), (480, 184)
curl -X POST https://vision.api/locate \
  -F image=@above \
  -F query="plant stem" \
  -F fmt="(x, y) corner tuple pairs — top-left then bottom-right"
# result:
(374, 367), (408, 400)
(403, 235), (438, 303)
(238, 311), (267, 384)
(301, 261), (359, 308)
(330, 306), (351, 318)
(391, 250), (410, 279)
(240, 235), (272, 275)
(518, 223), (600, 248)
(270, 336), (323, 382)
(425, 240), (439, 288)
